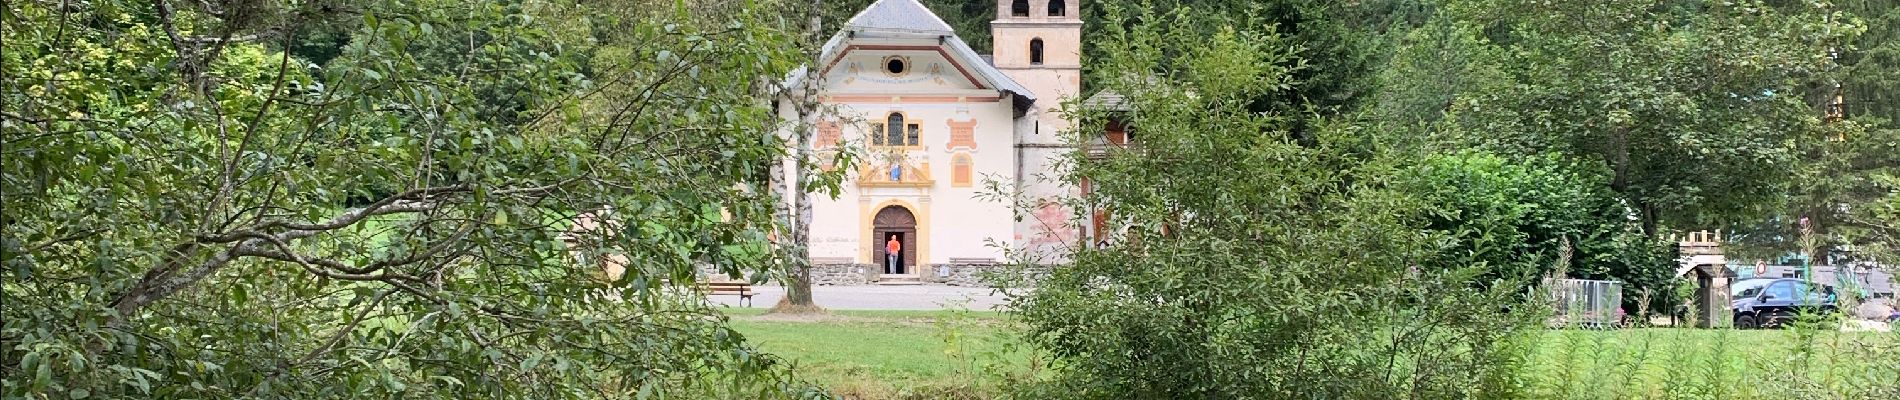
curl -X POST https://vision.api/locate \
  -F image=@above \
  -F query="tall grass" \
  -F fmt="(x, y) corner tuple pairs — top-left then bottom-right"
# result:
(1526, 315), (1897, 399)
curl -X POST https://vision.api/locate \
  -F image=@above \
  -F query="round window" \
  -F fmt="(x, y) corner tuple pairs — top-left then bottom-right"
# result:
(886, 58), (906, 74)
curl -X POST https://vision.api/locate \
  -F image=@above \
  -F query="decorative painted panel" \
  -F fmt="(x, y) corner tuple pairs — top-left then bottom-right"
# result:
(951, 153), (973, 187)
(817, 119), (841, 148)
(946, 119), (978, 150)
(857, 160), (933, 187)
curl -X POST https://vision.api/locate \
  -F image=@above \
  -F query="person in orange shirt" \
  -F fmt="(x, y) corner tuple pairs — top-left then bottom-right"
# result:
(885, 235), (902, 274)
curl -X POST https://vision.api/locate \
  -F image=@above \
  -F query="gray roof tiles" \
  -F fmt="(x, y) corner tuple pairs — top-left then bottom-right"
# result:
(844, 0), (956, 35)
(1082, 90), (1128, 111)
(794, 0), (1035, 113)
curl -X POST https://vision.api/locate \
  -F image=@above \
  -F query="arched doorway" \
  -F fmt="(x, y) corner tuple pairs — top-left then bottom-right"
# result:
(872, 205), (917, 275)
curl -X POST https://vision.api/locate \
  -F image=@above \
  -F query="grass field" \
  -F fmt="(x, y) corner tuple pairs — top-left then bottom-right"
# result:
(1521, 326), (1897, 398)
(723, 308), (1024, 398)
(723, 307), (1898, 399)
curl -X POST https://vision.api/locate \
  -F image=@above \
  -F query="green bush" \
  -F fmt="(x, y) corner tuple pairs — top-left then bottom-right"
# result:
(1401, 151), (1678, 314)
(1002, 4), (1543, 398)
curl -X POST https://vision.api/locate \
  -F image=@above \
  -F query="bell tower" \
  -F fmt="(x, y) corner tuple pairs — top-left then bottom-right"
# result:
(994, 0), (1082, 259)
(993, 0), (1082, 132)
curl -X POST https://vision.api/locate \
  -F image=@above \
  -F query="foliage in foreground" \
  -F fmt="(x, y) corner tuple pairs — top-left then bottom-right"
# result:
(1006, 3), (1542, 398)
(1003, 0), (1882, 398)
(3, 0), (831, 397)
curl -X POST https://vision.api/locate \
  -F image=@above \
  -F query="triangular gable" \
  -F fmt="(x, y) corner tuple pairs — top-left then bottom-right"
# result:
(820, 43), (995, 90)
(785, 0), (1036, 114)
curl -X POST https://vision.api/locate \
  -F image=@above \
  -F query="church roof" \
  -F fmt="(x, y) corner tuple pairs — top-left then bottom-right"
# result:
(1083, 90), (1129, 111)
(786, 0), (1036, 113)
(843, 0), (955, 35)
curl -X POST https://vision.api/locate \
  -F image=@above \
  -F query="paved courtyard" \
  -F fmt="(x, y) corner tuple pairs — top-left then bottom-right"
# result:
(707, 285), (1015, 310)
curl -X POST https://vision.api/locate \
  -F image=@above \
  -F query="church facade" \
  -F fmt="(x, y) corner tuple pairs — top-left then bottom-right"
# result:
(775, 0), (1083, 284)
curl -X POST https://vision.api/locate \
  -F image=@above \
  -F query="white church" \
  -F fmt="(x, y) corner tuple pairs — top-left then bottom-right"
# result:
(775, 0), (1088, 284)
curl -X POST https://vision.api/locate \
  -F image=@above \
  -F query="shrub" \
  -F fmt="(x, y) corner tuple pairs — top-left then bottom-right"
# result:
(1000, 4), (1543, 398)
(1401, 151), (1679, 315)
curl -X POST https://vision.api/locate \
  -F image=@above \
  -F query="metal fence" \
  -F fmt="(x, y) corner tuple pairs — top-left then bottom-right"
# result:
(1546, 278), (1624, 329)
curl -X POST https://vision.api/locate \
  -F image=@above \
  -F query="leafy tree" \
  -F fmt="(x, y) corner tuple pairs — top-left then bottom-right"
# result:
(1722, 0), (1898, 272)
(1076, 0), (1430, 125)
(1392, 0), (1855, 240)
(1009, 3), (1539, 398)
(1839, 0), (1900, 124)
(1807, 127), (1900, 269)
(1401, 151), (1677, 312)
(2, 0), (834, 397)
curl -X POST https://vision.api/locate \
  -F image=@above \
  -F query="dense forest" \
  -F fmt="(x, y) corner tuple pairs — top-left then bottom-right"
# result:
(4, 0), (1895, 398)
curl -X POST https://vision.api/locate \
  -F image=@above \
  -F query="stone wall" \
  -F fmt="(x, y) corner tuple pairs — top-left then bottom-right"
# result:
(923, 262), (1050, 287)
(695, 264), (749, 282)
(697, 262), (1050, 287)
(697, 263), (873, 286)
(811, 263), (873, 286)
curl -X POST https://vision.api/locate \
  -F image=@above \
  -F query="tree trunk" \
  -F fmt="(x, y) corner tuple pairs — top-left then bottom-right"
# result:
(772, 0), (825, 312)
(1608, 126), (1663, 240)
(780, 128), (818, 308)
(1639, 202), (1659, 240)
(765, 116), (819, 310)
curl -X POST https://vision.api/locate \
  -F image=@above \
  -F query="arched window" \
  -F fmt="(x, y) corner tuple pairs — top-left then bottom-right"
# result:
(1010, 0), (1029, 17)
(886, 113), (905, 146)
(1047, 0), (1065, 17)
(1030, 39), (1045, 65)
(877, 112), (917, 146)
(951, 153), (974, 187)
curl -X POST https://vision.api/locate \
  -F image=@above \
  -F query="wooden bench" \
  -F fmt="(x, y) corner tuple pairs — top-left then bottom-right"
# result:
(697, 281), (756, 307)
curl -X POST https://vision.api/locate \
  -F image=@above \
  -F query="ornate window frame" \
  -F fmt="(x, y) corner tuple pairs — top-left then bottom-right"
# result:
(950, 153), (974, 187)
(880, 55), (913, 78)
(870, 111), (923, 149)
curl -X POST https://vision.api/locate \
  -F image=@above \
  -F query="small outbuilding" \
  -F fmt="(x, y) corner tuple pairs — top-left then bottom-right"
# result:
(1676, 231), (1734, 328)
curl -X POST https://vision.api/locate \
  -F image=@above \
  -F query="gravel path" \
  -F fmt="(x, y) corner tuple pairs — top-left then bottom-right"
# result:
(708, 285), (1017, 310)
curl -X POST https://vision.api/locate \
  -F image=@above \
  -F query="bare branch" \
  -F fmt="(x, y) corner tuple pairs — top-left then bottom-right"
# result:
(341, 221), (478, 275)
(109, 242), (236, 321)
(193, 185), (465, 244)
(275, 199), (442, 232)
(178, 32), (275, 44)
(148, 0), (201, 86)
(294, 289), (394, 366)
(112, 189), (458, 323)
(232, 231), (423, 282)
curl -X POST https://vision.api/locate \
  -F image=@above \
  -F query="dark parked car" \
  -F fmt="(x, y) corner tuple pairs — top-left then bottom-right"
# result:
(1732, 278), (1838, 329)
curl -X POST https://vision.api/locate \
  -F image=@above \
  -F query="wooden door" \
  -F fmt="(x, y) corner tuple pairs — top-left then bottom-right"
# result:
(873, 206), (918, 274)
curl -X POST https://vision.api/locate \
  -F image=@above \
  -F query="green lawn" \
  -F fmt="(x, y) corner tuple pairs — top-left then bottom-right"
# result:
(724, 308), (1898, 399)
(723, 307), (1023, 399)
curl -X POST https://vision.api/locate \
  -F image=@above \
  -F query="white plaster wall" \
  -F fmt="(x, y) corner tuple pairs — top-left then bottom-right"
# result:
(814, 100), (1017, 264)
(785, 57), (1021, 265)
(922, 100), (1017, 263)
(803, 202), (858, 261)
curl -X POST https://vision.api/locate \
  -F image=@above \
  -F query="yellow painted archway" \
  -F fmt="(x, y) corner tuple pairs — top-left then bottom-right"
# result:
(860, 199), (929, 270)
